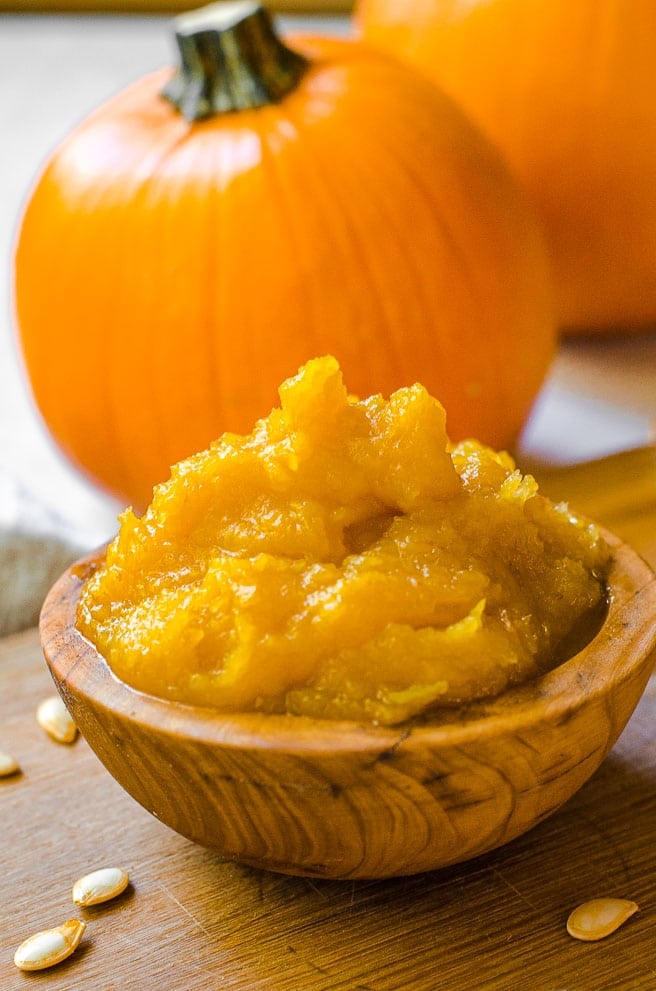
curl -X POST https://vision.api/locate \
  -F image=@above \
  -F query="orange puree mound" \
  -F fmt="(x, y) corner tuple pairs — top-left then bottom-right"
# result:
(77, 355), (610, 726)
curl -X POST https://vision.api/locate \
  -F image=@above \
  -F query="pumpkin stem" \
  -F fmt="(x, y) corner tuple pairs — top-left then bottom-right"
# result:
(162, 1), (308, 120)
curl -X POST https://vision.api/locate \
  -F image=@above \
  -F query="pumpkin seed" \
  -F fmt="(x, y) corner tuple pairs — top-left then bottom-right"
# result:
(36, 695), (78, 744)
(13, 919), (86, 971)
(0, 750), (20, 777)
(72, 867), (129, 906)
(567, 898), (639, 941)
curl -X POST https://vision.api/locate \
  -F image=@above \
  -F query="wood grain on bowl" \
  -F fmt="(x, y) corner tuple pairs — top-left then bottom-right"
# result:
(40, 530), (656, 880)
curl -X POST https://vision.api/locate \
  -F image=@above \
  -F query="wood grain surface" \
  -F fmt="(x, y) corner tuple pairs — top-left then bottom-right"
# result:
(529, 446), (656, 572)
(2, 447), (656, 988)
(1, 628), (655, 989)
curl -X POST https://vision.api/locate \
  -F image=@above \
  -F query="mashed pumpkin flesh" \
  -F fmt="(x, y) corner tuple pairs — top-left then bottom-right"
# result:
(77, 356), (610, 726)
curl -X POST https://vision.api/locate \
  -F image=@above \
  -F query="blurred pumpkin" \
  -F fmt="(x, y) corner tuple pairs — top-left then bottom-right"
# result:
(357, 0), (656, 333)
(14, 1), (554, 509)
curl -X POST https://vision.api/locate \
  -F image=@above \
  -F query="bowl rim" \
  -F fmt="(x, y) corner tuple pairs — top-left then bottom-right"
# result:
(40, 528), (656, 756)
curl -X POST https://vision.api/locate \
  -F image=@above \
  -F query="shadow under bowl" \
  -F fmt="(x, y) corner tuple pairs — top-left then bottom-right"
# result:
(40, 529), (656, 880)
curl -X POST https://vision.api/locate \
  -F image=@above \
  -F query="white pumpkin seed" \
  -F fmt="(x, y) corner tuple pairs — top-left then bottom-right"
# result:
(36, 695), (78, 744)
(72, 867), (129, 906)
(0, 750), (20, 777)
(13, 919), (86, 971)
(567, 898), (639, 941)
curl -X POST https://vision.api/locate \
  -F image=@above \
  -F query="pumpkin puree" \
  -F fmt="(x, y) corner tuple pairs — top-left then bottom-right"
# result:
(77, 356), (609, 725)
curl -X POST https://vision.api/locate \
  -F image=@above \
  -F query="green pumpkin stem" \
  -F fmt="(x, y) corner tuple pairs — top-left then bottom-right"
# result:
(162, 1), (308, 120)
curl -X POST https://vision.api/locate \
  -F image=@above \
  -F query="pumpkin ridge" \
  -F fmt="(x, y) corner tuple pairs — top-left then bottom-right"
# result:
(109, 180), (168, 504)
(289, 56), (463, 386)
(318, 122), (441, 381)
(303, 85), (501, 419)
(257, 106), (322, 367)
(222, 115), (276, 421)
(275, 89), (396, 381)
(110, 127), (228, 499)
(199, 136), (225, 441)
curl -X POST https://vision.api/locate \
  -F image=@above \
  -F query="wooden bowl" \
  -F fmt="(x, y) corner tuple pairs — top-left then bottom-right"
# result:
(40, 530), (656, 880)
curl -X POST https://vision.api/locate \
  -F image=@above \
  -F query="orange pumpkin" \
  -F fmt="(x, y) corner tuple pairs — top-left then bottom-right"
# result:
(14, 2), (554, 509)
(357, 0), (656, 333)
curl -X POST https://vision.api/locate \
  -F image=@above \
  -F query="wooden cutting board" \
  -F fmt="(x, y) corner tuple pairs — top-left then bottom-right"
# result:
(1, 447), (655, 990)
(528, 445), (656, 572)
